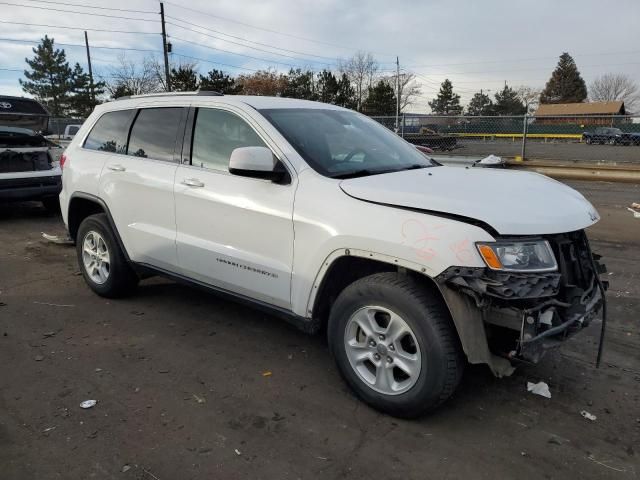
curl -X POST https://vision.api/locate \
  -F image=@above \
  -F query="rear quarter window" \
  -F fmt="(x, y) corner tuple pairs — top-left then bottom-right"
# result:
(84, 110), (136, 153)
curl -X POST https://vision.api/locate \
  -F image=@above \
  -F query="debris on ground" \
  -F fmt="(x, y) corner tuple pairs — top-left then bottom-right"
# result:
(235, 448), (242, 456)
(79, 400), (97, 409)
(262, 371), (272, 377)
(581, 410), (597, 421)
(41, 232), (74, 245)
(43, 331), (56, 338)
(628, 203), (640, 218)
(474, 154), (505, 168)
(34, 355), (44, 362)
(193, 394), (206, 404)
(587, 454), (626, 472)
(121, 465), (131, 473)
(527, 381), (551, 398)
(33, 301), (75, 308)
(42, 426), (56, 433)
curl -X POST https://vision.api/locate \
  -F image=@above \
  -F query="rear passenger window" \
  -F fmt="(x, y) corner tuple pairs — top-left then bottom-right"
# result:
(192, 108), (267, 171)
(84, 110), (135, 153)
(127, 108), (184, 162)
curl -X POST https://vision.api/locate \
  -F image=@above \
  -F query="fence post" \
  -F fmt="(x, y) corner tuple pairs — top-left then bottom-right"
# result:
(521, 114), (528, 161)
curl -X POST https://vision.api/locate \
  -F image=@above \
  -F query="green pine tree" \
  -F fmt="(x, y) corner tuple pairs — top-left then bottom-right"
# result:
(428, 79), (462, 114)
(67, 62), (105, 117)
(171, 65), (199, 92)
(198, 69), (242, 94)
(20, 35), (74, 116)
(282, 68), (317, 100)
(467, 91), (494, 115)
(316, 70), (339, 104)
(540, 53), (587, 104)
(335, 73), (356, 109)
(494, 84), (526, 115)
(362, 80), (396, 115)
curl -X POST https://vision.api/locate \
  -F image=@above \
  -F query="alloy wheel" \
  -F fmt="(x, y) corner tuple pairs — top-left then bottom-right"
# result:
(82, 230), (110, 284)
(344, 306), (422, 395)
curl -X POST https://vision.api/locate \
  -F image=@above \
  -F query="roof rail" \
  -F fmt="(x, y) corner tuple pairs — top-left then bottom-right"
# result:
(115, 90), (223, 101)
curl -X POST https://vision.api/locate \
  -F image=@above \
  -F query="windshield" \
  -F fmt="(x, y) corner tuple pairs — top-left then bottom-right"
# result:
(260, 108), (435, 178)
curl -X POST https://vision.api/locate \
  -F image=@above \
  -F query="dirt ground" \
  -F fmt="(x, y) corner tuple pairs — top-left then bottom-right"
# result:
(1, 180), (639, 480)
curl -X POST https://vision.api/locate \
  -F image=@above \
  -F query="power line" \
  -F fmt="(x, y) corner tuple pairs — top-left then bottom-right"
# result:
(165, 21), (335, 66)
(171, 37), (301, 69)
(165, 15), (338, 62)
(172, 53), (258, 72)
(0, 1), (157, 21)
(17, 0), (156, 14)
(161, 0), (394, 58)
(0, 19), (159, 34)
(0, 37), (162, 53)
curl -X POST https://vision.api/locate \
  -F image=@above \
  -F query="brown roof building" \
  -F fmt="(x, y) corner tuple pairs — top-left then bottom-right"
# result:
(535, 101), (626, 125)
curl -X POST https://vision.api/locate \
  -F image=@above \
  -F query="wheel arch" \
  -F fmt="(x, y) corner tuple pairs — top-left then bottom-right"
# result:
(67, 192), (131, 262)
(309, 249), (443, 328)
(309, 249), (515, 377)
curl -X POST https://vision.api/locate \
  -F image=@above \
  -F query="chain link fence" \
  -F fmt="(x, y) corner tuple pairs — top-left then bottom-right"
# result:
(372, 114), (640, 163)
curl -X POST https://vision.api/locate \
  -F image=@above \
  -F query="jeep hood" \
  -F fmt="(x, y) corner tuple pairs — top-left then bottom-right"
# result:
(339, 166), (599, 235)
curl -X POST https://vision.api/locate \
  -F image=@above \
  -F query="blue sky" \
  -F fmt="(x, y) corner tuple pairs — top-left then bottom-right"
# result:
(2, 0), (639, 112)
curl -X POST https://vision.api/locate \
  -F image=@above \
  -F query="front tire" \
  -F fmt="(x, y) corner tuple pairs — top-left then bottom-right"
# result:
(76, 213), (138, 298)
(328, 273), (464, 418)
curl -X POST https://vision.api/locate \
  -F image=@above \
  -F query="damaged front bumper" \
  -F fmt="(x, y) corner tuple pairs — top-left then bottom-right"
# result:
(437, 231), (606, 366)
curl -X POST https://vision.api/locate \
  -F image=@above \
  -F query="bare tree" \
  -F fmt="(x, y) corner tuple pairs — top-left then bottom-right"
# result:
(590, 73), (639, 113)
(338, 51), (378, 111)
(395, 73), (421, 112)
(103, 54), (162, 98)
(515, 86), (541, 114)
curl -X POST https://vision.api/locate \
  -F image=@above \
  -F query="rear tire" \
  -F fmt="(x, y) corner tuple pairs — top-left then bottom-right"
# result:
(328, 272), (464, 418)
(76, 213), (138, 298)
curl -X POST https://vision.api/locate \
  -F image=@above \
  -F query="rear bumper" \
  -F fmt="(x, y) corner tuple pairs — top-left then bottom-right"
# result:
(0, 174), (62, 201)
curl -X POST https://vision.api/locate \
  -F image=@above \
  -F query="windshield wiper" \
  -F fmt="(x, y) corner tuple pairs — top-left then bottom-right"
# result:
(330, 169), (377, 179)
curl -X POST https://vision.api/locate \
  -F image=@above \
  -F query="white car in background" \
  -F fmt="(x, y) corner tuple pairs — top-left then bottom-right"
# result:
(59, 92), (606, 417)
(0, 96), (62, 212)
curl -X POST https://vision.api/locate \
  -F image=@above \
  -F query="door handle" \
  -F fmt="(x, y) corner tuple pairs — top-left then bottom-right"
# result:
(107, 164), (126, 172)
(181, 178), (205, 188)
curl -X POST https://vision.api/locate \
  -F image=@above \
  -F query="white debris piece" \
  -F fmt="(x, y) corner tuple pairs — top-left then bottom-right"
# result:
(478, 154), (504, 165)
(527, 381), (551, 398)
(41, 232), (74, 245)
(79, 400), (97, 409)
(234, 448), (242, 456)
(581, 410), (597, 421)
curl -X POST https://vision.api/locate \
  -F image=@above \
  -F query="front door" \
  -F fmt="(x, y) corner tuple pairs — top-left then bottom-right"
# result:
(174, 107), (296, 309)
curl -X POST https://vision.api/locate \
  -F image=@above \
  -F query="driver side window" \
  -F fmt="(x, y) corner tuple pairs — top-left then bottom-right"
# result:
(192, 108), (268, 171)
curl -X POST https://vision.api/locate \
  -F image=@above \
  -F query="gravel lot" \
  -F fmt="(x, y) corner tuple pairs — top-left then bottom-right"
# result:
(1, 180), (639, 479)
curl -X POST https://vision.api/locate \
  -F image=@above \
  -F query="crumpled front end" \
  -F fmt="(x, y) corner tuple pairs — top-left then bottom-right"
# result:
(437, 230), (606, 365)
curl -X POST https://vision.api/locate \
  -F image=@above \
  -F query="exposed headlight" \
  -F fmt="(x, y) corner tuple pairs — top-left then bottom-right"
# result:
(476, 240), (557, 272)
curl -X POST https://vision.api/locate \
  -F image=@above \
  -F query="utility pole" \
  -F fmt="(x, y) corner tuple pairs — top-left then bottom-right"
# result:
(160, 2), (171, 92)
(84, 31), (95, 103)
(395, 56), (400, 132)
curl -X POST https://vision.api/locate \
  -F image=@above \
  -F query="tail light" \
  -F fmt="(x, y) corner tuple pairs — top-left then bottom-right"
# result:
(59, 153), (67, 170)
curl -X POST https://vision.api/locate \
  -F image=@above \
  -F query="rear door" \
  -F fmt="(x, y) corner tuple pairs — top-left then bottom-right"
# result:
(98, 106), (187, 271)
(174, 106), (296, 309)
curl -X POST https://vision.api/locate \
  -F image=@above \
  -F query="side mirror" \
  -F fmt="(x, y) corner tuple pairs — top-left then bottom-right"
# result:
(229, 146), (288, 182)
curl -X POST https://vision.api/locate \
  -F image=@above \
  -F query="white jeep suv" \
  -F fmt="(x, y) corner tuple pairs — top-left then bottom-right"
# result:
(60, 92), (606, 417)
